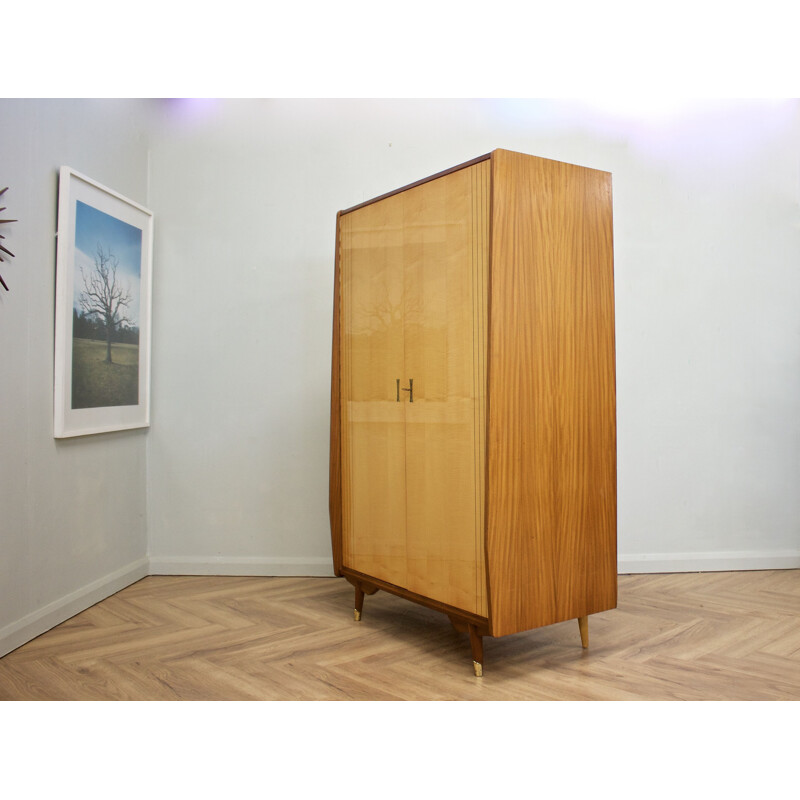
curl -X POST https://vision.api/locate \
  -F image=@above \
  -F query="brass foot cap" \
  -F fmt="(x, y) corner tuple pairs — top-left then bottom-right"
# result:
(473, 661), (483, 677)
(354, 609), (362, 622)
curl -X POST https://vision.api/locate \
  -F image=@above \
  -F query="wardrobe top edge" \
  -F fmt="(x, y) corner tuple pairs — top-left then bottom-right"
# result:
(336, 148), (611, 217)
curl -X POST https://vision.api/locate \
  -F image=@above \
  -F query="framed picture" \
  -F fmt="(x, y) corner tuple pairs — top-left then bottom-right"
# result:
(54, 168), (153, 438)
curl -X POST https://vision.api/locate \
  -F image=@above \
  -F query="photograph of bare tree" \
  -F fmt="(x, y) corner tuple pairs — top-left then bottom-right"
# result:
(71, 201), (143, 409)
(54, 167), (152, 438)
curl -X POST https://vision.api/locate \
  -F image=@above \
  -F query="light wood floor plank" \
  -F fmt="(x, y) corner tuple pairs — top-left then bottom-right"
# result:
(1, 571), (798, 700)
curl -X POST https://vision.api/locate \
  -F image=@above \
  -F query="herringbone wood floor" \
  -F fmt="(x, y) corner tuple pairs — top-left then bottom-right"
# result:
(1, 570), (798, 700)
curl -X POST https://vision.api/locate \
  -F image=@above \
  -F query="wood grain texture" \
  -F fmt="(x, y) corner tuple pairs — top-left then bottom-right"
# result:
(485, 149), (617, 637)
(337, 163), (489, 615)
(402, 161), (489, 614)
(2, 571), (798, 699)
(339, 193), (409, 589)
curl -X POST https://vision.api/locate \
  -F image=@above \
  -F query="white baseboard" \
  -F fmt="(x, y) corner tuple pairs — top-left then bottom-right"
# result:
(147, 555), (336, 577)
(0, 558), (149, 659)
(618, 550), (800, 574)
(152, 552), (800, 577)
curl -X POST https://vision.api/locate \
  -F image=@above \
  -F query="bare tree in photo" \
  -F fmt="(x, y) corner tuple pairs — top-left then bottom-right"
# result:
(79, 243), (134, 364)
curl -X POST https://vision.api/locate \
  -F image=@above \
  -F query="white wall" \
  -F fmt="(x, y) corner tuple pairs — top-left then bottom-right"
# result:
(0, 100), (152, 656)
(2, 98), (799, 656)
(605, 100), (800, 571)
(145, 98), (800, 575)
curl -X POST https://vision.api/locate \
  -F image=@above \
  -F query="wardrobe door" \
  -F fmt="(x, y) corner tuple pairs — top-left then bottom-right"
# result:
(403, 162), (490, 615)
(339, 195), (407, 588)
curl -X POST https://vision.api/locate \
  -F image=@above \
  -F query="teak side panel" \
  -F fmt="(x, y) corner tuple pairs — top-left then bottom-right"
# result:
(485, 150), (617, 637)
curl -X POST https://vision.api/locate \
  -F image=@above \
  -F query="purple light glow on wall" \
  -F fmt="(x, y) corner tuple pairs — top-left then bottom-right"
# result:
(163, 98), (219, 122)
(574, 98), (797, 167)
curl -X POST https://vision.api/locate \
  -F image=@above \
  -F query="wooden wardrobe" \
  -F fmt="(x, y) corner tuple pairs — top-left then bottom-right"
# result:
(329, 149), (617, 675)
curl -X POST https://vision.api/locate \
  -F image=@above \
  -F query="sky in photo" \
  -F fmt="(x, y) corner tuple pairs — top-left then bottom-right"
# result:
(72, 200), (143, 326)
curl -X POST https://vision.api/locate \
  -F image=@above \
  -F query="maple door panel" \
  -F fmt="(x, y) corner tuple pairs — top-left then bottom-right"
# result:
(403, 162), (489, 615)
(338, 161), (489, 615)
(345, 411), (407, 584)
(339, 199), (407, 588)
(405, 398), (481, 613)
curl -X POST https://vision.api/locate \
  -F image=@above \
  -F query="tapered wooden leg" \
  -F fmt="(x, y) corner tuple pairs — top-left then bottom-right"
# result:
(468, 624), (484, 677)
(349, 580), (378, 620)
(577, 615), (589, 649)
(354, 585), (365, 622)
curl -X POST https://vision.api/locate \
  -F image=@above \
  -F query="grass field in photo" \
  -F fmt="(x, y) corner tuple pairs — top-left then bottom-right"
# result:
(71, 338), (139, 409)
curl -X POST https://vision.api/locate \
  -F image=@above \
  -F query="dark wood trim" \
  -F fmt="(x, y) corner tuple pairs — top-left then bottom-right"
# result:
(338, 152), (493, 217)
(329, 211), (343, 576)
(342, 568), (491, 635)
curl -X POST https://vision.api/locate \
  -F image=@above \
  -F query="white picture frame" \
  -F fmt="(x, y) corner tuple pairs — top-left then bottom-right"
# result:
(54, 167), (153, 438)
